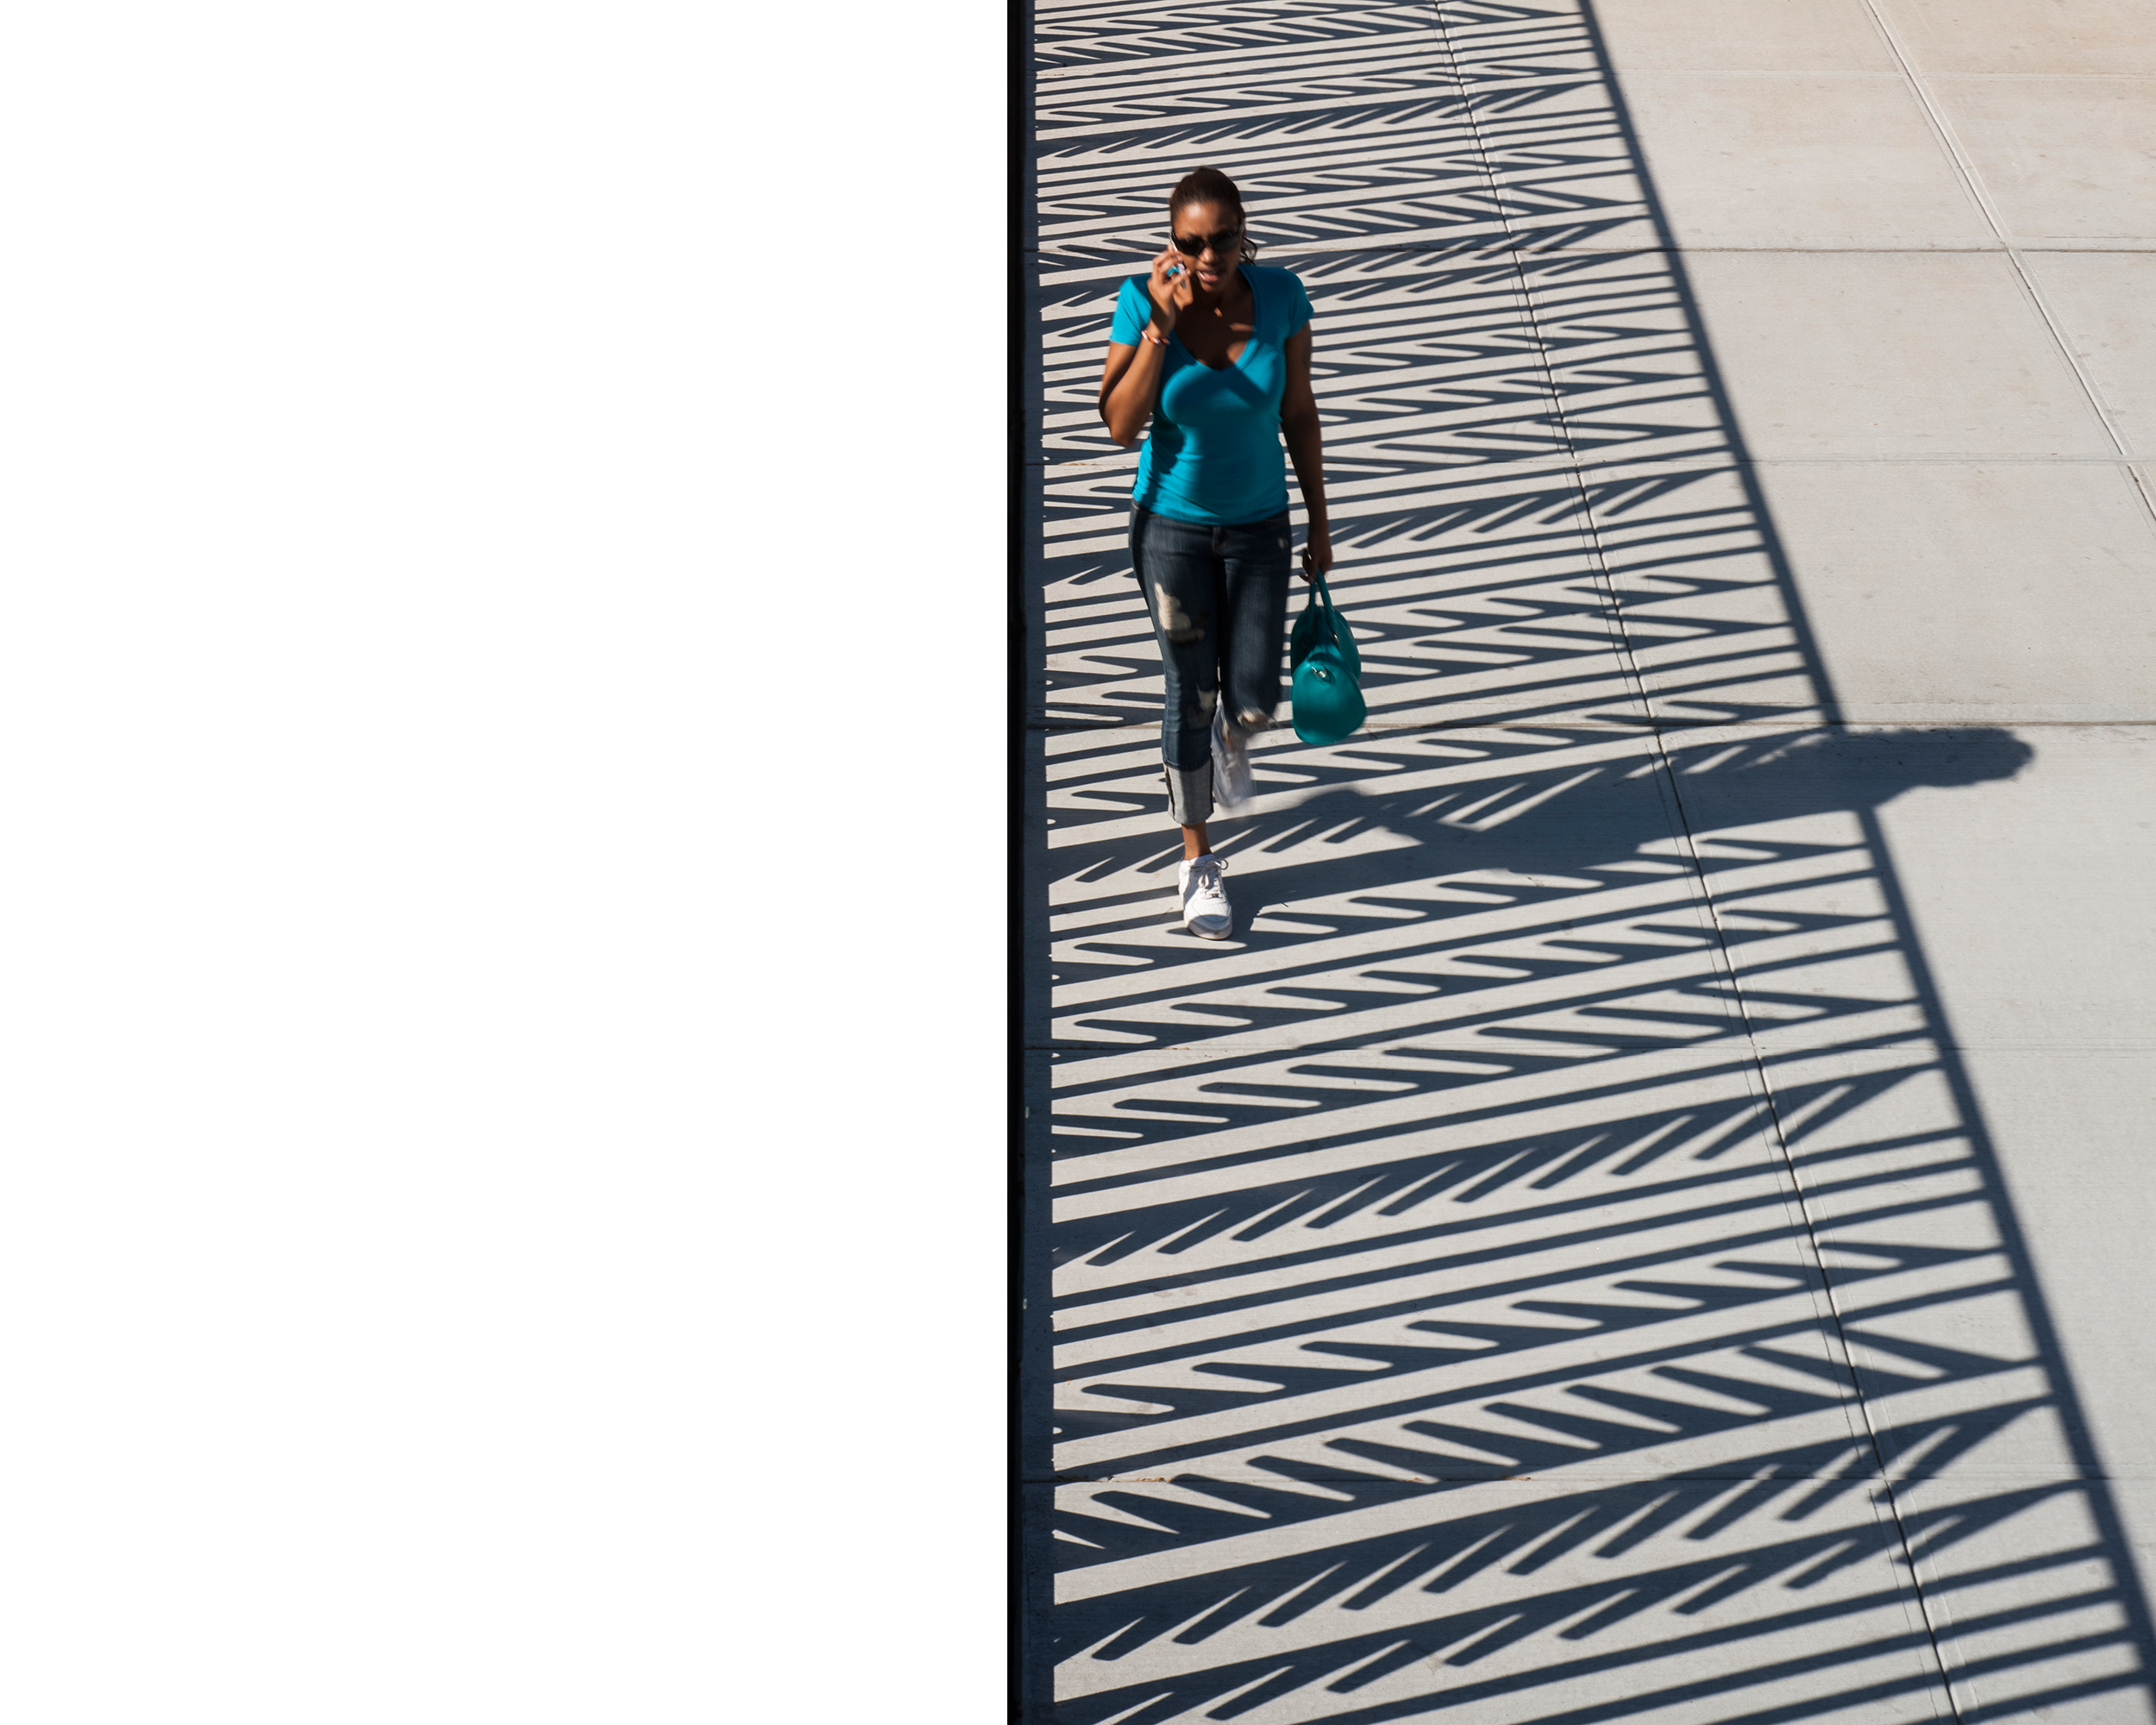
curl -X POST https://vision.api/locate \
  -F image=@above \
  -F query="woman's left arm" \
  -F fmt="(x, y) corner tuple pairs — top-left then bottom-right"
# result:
(1279, 324), (1331, 579)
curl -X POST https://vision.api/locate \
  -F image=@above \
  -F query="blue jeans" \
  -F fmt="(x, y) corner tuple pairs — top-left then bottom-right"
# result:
(1131, 505), (1294, 826)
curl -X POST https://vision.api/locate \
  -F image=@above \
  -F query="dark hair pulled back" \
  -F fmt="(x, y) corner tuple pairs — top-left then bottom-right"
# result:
(1169, 166), (1260, 263)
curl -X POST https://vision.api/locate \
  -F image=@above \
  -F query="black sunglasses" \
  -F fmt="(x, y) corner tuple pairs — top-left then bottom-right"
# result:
(1170, 225), (1243, 257)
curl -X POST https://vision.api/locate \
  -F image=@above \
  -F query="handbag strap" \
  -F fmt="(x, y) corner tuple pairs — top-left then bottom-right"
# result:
(1306, 566), (1338, 630)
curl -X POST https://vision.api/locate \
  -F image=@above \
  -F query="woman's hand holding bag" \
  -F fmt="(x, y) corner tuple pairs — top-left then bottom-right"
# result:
(1289, 560), (1365, 746)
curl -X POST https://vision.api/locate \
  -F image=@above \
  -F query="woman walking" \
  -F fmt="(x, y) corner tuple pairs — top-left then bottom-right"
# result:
(1097, 165), (1333, 939)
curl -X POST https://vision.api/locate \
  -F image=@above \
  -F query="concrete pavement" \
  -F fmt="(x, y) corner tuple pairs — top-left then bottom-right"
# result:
(1020, 3), (2156, 1720)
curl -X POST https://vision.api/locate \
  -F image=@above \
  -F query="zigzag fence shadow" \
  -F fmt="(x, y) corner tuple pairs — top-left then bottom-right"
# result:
(1048, 727), (2034, 947)
(1017, 3), (2155, 1722)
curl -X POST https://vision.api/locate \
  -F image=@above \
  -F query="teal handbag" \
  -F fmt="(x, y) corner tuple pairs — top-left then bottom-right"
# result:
(1289, 568), (1365, 745)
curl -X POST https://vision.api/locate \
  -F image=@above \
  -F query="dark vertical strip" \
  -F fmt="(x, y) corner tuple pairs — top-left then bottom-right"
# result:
(1008, 0), (1055, 1718)
(1006, 0), (1026, 1712)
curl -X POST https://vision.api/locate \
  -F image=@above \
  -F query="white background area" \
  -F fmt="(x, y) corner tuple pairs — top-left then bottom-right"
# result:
(0, 3), (1003, 1719)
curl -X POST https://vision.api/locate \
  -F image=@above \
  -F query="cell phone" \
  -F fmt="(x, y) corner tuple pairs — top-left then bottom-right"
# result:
(1166, 263), (1184, 278)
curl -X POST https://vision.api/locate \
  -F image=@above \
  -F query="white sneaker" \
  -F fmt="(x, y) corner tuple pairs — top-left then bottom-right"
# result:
(1211, 705), (1253, 811)
(1177, 854), (1232, 939)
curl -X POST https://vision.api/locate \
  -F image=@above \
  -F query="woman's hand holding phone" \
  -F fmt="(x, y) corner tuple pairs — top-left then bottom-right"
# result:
(1145, 246), (1194, 331)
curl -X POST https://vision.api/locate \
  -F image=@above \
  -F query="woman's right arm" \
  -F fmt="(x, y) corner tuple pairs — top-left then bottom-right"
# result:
(1098, 248), (1191, 447)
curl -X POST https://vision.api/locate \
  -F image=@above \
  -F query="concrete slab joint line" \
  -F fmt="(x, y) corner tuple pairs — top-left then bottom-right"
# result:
(1021, 1), (2156, 1722)
(1848, 0), (2149, 491)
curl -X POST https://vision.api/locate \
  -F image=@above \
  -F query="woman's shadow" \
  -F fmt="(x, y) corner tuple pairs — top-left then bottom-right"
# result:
(1225, 725), (2036, 925)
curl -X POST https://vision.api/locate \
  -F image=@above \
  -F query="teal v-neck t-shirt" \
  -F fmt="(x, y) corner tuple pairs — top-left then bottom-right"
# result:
(1110, 263), (1313, 526)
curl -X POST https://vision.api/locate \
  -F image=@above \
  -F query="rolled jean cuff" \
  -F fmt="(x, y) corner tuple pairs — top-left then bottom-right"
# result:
(1165, 762), (1213, 827)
